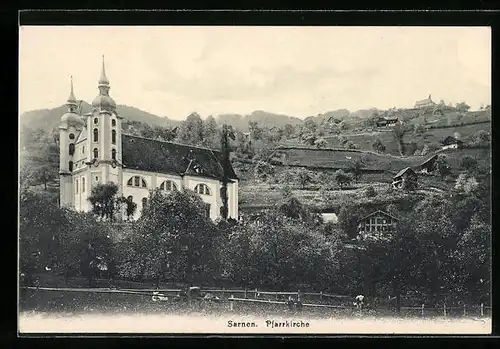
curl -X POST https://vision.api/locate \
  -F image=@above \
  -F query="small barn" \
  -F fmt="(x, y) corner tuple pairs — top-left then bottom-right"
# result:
(417, 154), (439, 174)
(441, 136), (463, 150)
(392, 167), (418, 190)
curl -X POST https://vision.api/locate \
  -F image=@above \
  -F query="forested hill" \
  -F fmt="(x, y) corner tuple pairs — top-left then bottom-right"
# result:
(20, 103), (378, 133)
(20, 102), (180, 132)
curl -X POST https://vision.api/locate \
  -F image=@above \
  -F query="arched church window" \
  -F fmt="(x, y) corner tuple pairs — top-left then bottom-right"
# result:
(94, 117), (99, 125)
(127, 176), (147, 188)
(75, 179), (79, 194)
(142, 197), (148, 207)
(69, 143), (75, 156)
(82, 177), (86, 192)
(127, 195), (133, 202)
(112, 148), (116, 160)
(194, 183), (211, 196)
(112, 119), (116, 127)
(159, 180), (178, 192)
(93, 148), (98, 159)
(69, 133), (75, 140)
(69, 161), (73, 172)
(93, 128), (99, 142)
(112, 130), (116, 144)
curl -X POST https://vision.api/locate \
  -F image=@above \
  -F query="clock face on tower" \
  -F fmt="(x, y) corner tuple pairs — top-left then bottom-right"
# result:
(94, 160), (99, 167)
(111, 160), (117, 168)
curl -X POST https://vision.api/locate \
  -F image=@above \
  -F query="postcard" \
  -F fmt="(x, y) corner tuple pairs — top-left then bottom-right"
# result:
(18, 22), (492, 335)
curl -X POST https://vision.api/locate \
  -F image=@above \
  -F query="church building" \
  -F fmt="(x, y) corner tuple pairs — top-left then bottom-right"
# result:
(59, 57), (239, 221)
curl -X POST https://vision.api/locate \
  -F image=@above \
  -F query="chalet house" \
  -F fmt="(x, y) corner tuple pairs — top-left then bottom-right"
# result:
(357, 210), (399, 241)
(376, 118), (399, 128)
(392, 167), (418, 189)
(417, 154), (438, 174)
(441, 136), (463, 150)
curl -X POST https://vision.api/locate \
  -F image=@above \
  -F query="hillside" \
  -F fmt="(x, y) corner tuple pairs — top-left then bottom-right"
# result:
(215, 110), (303, 131)
(20, 102), (180, 132)
(323, 119), (491, 156)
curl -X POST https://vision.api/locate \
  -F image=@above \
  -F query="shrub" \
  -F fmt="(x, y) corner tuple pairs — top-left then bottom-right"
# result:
(364, 185), (377, 198)
(372, 138), (386, 153)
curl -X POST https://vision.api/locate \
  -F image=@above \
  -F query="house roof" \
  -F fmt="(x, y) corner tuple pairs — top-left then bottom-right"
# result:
(121, 134), (238, 180)
(357, 210), (399, 223)
(441, 136), (463, 145)
(393, 167), (415, 179)
(419, 154), (438, 168)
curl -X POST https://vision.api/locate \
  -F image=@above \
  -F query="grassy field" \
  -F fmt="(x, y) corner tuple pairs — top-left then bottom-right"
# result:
(239, 182), (444, 213)
(322, 120), (491, 155)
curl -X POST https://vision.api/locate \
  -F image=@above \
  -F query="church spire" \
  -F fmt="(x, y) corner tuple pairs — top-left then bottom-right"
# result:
(67, 75), (77, 112)
(98, 55), (110, 87)
(68, 75), (76, 103)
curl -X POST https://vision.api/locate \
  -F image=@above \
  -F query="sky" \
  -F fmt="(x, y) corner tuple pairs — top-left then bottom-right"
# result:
(19, 26), (491, 120)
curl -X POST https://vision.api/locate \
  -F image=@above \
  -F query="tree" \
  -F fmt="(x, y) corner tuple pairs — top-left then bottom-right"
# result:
(364, 185), (377, 198)
(434, 154), (452, 179)
(454, 215), (491, 302)
(372, 138), (386, 153)
(118, 196), (137, 220)
(296, 168), (314, 189)
(119, 189), (219, 286)
(314, 138), (328, 148)
(455, 102), (470, 113)
(177, 112), (204, 146)
(413, 124), (426, 136)
(460, 155), (478, 173)
(277, 196), (321, 226)
(392, 124), (406, 156)
(334, 169), (352, 189)
(301, 133), (317, 146)
(220, 212), (341, 290)
(254, 161), (275, 182)
(88, 183), (120, 220)
(303, 117), (318, 134)
(248, 121), (263, 140)
(220, 124), (236, 220)
(348, 159), (364, 182)
(19, 191), (69, 284)
(202, 115), (219, 149)
(21, 128), (59, 190)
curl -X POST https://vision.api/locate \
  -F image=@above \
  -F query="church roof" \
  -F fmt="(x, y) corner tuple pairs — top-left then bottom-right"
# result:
(121, 134), (238, 180)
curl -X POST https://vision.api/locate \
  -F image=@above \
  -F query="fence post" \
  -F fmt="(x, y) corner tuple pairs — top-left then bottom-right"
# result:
(275, 292), (278, 301)
(481, 303), (484, 317)
(443, 304), (447, 317)
(222, 287), (225, 299)
(463, 304), (466, 317)
(297, 290), (301, 303)
(421, 304), (425, 317)
(229, 295), (234, 311)
(244, 287), (247, 299)
(254, 288), (258, 299)
(320, 291), (323, 301)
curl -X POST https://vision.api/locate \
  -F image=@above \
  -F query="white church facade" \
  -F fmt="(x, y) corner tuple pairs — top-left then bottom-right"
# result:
(59, 57), (239, 221)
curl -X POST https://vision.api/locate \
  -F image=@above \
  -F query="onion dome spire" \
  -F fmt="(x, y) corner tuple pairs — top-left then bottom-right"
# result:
(67, 75), (78, 112)
(98, 55), (109, 87)
(61, 75), (84, 128)
(92, 55), (116, 111)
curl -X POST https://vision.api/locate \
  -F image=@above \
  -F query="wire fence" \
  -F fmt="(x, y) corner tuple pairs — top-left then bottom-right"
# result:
(20, 286), (491, 318)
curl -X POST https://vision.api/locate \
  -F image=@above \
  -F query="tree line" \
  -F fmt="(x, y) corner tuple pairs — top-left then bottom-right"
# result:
(19, 159), (490, 308)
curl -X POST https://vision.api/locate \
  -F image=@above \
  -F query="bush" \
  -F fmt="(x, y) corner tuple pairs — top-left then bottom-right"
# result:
(364, 185), (377, 198)
(372, 138), (386, 153)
